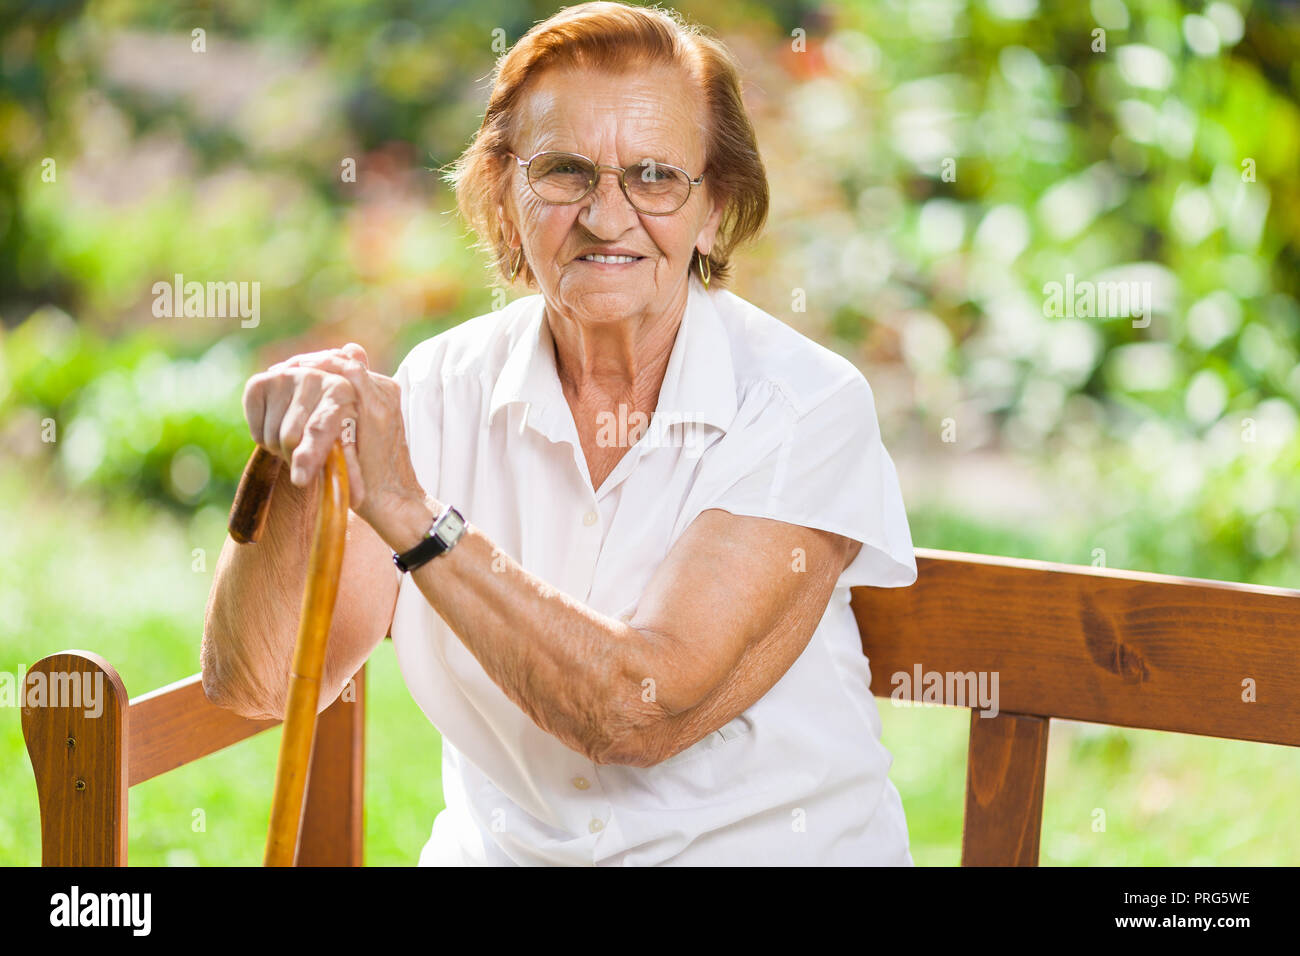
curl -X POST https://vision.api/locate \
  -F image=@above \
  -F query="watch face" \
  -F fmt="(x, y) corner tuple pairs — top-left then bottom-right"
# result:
(435, 509), (465, 545)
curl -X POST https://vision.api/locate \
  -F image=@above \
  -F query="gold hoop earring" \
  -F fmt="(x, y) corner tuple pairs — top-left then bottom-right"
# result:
(508, 247), (523, 282)
(697, 252), (711, 288)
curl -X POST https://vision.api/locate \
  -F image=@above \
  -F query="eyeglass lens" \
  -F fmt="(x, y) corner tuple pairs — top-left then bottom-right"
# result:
(526, 153), (692, 213)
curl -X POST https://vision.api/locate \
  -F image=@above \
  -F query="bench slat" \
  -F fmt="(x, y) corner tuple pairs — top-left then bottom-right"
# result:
(297, 669), (366, 866)
(853, 549), (1300, 748)
(961, 711), (1049, 866)
(129, 674), (277, 787)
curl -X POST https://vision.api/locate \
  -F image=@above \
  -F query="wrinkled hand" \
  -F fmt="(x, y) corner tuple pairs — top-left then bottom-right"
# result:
(241, 342), (423, 529)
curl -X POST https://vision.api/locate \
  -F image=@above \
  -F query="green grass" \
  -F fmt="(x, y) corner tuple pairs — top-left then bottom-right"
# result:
(878, 705), (1300, 866)
(2, 465), (1297, 865)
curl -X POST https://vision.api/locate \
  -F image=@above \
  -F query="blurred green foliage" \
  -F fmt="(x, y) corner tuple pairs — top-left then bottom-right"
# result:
(2, 0), (1299, 864)
(2, 0), (1298, 584)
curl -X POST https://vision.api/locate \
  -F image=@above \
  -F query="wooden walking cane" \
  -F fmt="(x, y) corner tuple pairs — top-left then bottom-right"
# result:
(227, 440), (350, 866)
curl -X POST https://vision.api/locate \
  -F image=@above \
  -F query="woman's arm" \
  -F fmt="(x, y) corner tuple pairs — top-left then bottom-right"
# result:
(201, 346), (399, 720)
(237, 343), (857, 763)
(201, 493), (397, 720)
(374, 493), (852, 767)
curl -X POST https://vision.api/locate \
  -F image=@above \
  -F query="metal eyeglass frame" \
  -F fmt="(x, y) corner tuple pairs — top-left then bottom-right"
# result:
(507, 150), (705, 216)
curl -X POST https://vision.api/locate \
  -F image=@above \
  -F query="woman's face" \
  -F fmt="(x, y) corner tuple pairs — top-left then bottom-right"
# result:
(500, 62), (724, 327)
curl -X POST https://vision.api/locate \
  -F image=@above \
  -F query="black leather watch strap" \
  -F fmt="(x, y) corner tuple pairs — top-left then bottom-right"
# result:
(393, 505), (465, 573)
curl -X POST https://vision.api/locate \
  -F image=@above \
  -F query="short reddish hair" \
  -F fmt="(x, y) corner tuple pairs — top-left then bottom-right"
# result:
(446, 1), (768, 289)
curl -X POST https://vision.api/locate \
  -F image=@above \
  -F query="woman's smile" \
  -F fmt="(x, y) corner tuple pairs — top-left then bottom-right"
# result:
(574, 254), (646, 266)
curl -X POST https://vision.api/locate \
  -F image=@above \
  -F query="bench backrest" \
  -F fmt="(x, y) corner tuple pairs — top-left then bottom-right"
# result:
(851, 548), (1300, 865)
(23, 548), (1300, 866)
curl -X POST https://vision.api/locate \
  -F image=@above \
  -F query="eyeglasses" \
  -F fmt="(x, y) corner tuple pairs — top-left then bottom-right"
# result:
(507, 150), (704, 216)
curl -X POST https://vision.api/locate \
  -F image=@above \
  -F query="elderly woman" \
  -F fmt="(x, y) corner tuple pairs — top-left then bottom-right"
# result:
(202, 1), (917, 866)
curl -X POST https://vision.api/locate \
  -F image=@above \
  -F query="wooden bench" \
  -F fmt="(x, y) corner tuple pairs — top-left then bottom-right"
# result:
(22, 548), (1300, 866)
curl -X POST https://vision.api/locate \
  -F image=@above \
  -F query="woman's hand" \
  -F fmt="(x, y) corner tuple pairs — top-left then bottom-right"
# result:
(241, 342), (424, 531)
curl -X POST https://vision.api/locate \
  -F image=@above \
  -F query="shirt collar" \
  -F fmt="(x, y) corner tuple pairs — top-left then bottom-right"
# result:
(488, 277), (738, 444)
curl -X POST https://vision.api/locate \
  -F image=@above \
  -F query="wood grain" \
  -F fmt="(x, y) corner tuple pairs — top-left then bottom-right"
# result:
(22, 652), (129, 866)
(297, 665), (366, 867)
(852, 548), (1300, 747)
(130, 674), (277, 786)
(961, 711), (1049, 866)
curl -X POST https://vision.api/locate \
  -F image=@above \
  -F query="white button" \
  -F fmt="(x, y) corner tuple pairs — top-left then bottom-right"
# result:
(589, 818), (604, 833)
(582, 511), (598, 526)
(572, 776), (590, 790)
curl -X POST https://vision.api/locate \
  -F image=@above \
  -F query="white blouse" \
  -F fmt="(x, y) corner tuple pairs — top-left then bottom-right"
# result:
(390, 275), (918, 865)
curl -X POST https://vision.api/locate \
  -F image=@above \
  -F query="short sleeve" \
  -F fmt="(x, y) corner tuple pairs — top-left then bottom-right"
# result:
(393, 340), (444, 482)
(684, 375), (917, 589)
(392, 348), (419, 452)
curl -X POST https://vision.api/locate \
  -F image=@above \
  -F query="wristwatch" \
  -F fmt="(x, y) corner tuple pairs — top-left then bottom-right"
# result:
(393, 504), (467, 573)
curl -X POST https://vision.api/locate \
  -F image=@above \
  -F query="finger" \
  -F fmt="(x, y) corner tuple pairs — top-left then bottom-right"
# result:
(278, 371), (325, 462)
(291, 384), (357, 485)
(340, 439), (365, 509)
(295, 359), (376, 438)
(242, 373), (270, 447)
(338, 342), (369, 369)
(268, 348), (341, 373)
(297, 353), (372, 396)
(260, 375), (297, 460)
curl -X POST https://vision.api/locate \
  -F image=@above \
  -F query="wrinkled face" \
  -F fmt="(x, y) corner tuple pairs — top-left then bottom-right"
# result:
(500, 62), (724, 326)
